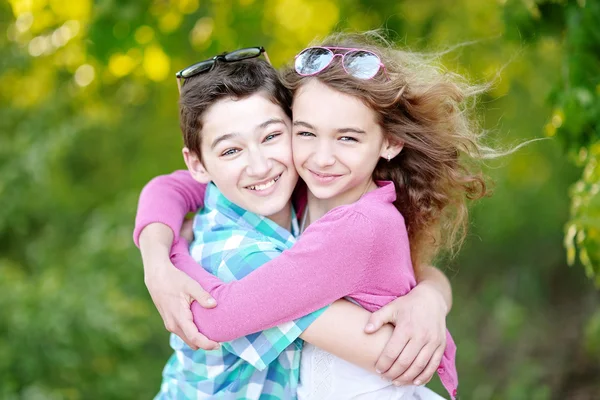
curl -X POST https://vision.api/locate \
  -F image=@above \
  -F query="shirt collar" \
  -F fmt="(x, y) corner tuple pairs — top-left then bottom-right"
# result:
(204, 182), (298, 242)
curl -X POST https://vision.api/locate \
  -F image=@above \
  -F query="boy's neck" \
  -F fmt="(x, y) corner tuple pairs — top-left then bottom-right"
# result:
(265, 202), (293, 230)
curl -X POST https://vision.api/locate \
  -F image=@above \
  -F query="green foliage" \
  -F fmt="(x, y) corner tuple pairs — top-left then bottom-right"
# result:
(505, 0), (600, 282)
(1, 0), (598, 399)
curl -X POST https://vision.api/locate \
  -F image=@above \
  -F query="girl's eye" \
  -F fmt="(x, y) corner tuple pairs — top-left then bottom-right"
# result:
(297, 131), (315, 137)
(340, 136), (358, 142)
(264, 132), (282, 142)
(221, 148), (240, 156)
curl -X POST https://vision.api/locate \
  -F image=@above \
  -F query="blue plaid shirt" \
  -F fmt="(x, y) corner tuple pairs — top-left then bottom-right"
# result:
(156, 183), (325, 399)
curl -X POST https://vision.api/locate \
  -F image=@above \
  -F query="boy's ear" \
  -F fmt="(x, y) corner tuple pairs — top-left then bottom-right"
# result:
(183, 147), (211, 183)
(380, 139), (404, 161)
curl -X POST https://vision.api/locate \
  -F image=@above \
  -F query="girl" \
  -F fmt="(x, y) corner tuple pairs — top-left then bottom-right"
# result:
(139, 32), (490, 399)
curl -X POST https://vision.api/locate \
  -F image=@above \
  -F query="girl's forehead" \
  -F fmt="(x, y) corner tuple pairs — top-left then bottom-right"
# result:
(292, 80), (378, 126)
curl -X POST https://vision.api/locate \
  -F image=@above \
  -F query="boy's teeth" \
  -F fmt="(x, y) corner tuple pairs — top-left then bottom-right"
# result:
(249, 178), (276, 191)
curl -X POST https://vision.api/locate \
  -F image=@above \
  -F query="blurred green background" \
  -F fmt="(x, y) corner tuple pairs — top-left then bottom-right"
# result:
(1, 0), (599, 399)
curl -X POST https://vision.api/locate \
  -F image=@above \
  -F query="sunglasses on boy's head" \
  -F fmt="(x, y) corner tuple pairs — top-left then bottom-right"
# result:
(294, 46), (389, 80)
(175, 46), (270, 92)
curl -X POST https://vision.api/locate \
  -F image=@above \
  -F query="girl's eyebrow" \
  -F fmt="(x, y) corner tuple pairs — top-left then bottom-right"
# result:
(294, 120), (365, 135)
(337, 127), (366, 134)
(293, 120), (315, 130)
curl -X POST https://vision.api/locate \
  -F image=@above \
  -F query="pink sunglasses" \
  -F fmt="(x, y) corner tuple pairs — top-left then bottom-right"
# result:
(294, 46), (389, 80)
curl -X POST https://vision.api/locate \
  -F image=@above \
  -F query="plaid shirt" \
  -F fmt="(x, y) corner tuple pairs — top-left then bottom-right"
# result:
(156, 183), (324, 400)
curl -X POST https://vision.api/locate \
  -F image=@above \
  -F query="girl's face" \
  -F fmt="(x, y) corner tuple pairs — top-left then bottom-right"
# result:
(184, 92), (298, 227)
(291, 79), (395, 208)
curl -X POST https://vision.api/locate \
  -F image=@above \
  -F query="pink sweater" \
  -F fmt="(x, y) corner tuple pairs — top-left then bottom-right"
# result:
(134, 170), (459, 399)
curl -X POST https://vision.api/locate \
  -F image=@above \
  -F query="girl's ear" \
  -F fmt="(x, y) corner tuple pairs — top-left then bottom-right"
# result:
(380, 139), (404, 162)
(183, 147), (211, 183)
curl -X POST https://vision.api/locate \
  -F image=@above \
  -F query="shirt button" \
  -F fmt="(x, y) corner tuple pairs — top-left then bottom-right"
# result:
(437, 367), (445, 374)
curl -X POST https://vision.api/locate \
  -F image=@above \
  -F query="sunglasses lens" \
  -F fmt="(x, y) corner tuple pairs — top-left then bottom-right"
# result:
(295, 47), (334, 75)
(344, 51), (381, 79)
(180, 60), (215, 78)
(224, 47), (262, 61)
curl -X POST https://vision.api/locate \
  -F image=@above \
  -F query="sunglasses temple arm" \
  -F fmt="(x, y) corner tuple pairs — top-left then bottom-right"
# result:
(176, 77), (182, 93)
(263, 50), (272, 65)
(381, 65), (391, 81)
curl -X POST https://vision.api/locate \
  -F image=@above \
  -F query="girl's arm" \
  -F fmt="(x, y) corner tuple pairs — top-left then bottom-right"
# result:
(171, 210), (450, 384)
(134, 170), (216, 350)
(176, 209), (377, 341)
(133, 169), (205, 246)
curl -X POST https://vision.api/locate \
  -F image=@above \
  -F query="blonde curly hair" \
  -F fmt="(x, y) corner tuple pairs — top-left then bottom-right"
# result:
(281, 31), (497, 268)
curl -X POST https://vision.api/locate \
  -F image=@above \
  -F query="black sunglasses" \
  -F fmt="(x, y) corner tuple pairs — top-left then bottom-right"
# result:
(176, 46), (270, 92)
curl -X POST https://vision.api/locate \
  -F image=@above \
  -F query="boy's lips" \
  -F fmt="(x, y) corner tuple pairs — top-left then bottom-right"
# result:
(245, 173), (282, 192)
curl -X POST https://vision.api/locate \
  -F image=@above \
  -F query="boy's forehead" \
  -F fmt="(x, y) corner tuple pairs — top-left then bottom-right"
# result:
(202, 94), (289, 138)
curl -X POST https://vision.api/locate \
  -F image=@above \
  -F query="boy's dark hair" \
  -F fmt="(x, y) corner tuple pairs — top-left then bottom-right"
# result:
(179, 58), (292, 160)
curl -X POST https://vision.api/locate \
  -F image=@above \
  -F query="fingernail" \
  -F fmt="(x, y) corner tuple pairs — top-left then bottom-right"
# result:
(206, 298), (216, 305)
(414, 379), (422, 386)
(365, 323), (375, 331)
(375, 369), (382, 374)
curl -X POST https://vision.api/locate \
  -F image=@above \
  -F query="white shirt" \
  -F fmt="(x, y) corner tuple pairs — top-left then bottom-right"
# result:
(297, 343), (447, 400)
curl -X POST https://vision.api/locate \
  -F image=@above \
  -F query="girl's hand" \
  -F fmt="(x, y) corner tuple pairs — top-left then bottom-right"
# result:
(364, 282), (448, 386)
(144, 257), (219, 351)
(139, 222), (218, 351)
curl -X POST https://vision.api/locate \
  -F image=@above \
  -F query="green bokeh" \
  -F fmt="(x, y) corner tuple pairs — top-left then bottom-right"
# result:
(1, 0), (599, 399)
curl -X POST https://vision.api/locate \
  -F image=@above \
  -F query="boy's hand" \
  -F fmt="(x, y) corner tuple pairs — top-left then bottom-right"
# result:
(145, 259), (219, 351)
(364, 282), (448, 386)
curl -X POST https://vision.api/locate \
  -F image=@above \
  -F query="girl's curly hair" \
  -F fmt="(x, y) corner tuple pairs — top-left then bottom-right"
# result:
(281, 31), (497, 268)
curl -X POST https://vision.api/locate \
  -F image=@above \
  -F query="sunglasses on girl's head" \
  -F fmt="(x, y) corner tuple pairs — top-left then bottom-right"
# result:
(175, 46), (270, 92)
(294, 46), (389, 80)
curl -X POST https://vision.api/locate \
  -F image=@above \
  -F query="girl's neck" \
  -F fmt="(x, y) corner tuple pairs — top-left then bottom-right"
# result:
(304, 179), (378, 227)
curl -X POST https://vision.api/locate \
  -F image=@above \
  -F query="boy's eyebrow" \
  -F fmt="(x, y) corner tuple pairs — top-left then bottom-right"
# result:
(211, 133), (239, 149)
(211, 118), (286, 149)
(258, 118), (286, 129)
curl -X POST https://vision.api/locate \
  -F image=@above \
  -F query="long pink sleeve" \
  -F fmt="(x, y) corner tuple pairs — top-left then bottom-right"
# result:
(172, 207), (405, 342)
(133, 170), (207, 247)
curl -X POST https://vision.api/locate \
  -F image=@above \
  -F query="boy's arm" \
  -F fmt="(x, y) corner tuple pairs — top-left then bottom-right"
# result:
(364, 265), (452, 386)
(134, 170), (215, 350)
(299, 300), (394, 373)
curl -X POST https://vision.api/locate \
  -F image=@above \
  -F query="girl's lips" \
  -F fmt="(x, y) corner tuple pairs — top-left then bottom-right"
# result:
(308, 169), (342, 184)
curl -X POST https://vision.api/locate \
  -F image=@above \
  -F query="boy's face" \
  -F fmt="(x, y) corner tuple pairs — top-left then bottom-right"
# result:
(184, 92), (297, 225)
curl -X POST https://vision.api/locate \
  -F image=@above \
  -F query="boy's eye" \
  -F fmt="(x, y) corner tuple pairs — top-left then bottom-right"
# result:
(264, 132), (282, 142)
(340, 136), (358, 142)
(297, 131), (315, 137)
(221, 148), (240, 156)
